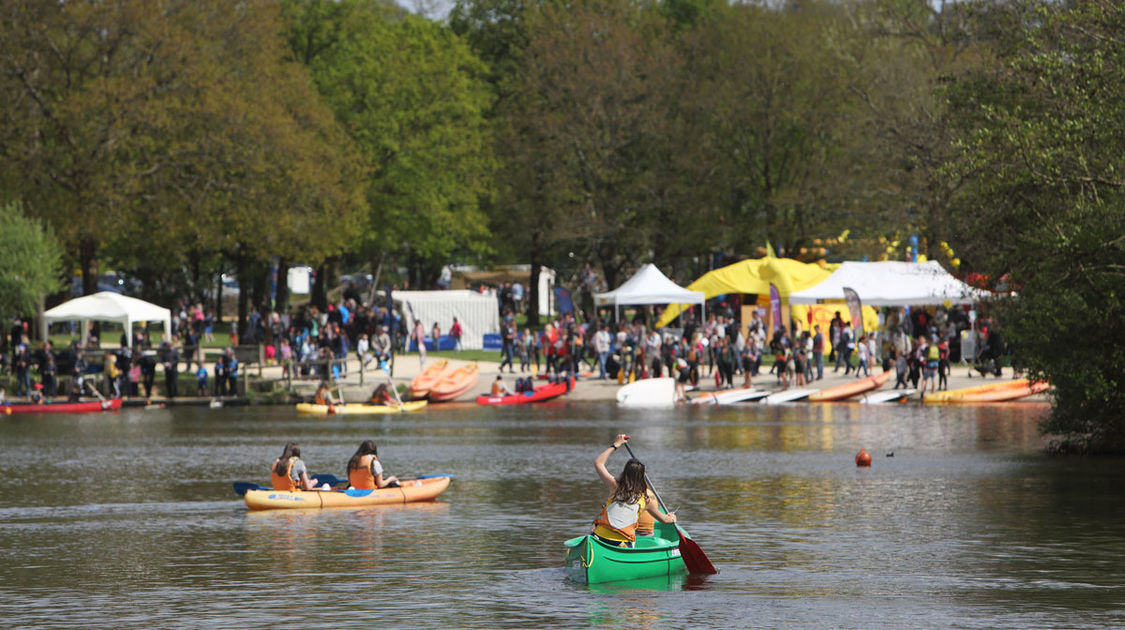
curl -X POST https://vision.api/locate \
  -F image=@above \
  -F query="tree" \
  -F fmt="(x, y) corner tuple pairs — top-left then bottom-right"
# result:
(0, 201), (64, 318)
(944, 0), (1125, 451)
(283, 0), (496, 287)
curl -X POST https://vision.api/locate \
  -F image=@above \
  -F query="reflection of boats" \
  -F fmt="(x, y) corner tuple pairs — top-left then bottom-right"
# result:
(244, 476), (451, 510)
(409, 359), (450, 399)
(860, 389), (915, 404)
(808, 371), (891, 402)
(923, 379), (1050, 404)
(3, 398), (123, 414)
(692, 387), (768, 405)
(616, 377), (676, 407)
(761, 388), (815, 404)
(564, 522), (687, 584)
(429, 364), (479, 402)
(294, 400), (428, 415)
(476, 379), (571, 405)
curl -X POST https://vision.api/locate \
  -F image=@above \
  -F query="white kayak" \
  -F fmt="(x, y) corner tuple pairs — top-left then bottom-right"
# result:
(693, 388), (769, 405)
(616, 377), (676, 407)
(860, 389), (915, 404)
(761, 388), (816, 405)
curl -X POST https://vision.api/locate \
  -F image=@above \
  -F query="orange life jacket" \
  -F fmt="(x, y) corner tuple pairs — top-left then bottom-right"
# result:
(314, 389), (329, 405)
(270, 457), (298, 491)
(636, 502), (655, 536)
(491, 380), (505, 396)
(593, 493), (646, 543)
(348, 453), (379, 490)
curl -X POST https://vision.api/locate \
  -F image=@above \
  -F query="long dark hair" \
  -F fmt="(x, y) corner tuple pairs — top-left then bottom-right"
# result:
(610, 458), (647, 505)
(273, 442), (301, 476)
(347, 439), (379, 472)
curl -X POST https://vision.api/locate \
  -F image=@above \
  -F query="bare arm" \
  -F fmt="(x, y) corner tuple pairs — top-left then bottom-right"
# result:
(645, 499), (677, 524)
(594, 433), (629, 490)
(299, 471), (318, 491)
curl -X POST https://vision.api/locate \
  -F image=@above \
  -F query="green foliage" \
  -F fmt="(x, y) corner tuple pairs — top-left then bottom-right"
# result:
(945, 0), (1125, 450)
(284, 0), (496, 285)
(0, 202), (64, 316)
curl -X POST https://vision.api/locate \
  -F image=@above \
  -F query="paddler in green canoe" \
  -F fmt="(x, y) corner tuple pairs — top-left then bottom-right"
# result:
(592, 434), (677, 548)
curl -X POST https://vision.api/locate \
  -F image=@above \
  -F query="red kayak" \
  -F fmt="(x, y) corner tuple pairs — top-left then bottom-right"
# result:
(3, 398), (123, 415)
(476, 379), (572, 405)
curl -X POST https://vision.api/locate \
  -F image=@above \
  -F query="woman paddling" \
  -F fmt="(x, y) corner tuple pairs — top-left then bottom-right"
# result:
(592, 434), (676, 547)
(346, 440), (401, 489)
(271, 442), (318, 491)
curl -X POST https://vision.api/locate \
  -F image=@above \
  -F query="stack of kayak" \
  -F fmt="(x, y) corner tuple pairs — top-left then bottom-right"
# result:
(807, 370), (892, 402)
(923, 378), (1050, 403)
(409, 360), (479, 402)
(3, 398), (122, 414)
(238, 475), (452, 510)
(476, 378), (572, 405)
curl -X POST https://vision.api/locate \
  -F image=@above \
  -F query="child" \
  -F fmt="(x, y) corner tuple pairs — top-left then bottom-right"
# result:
(196, 365), (208, 397)
(894, 350), (908, 389)
(855, 335), (870, 378)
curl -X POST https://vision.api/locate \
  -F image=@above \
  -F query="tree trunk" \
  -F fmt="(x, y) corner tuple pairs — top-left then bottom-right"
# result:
(236, 253), (248, 337)
(311, 261), (329, 311)
(275, 259), (290, 314)
(527, 257), (541, 329)
(80, 236), (99, 296)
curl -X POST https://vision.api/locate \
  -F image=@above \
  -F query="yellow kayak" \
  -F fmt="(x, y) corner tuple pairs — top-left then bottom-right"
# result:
(244, 476), (451, 510)
(295, 400), (429, 415)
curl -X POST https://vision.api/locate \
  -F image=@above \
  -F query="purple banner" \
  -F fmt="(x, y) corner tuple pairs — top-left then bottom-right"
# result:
(769, 283), (782, 332)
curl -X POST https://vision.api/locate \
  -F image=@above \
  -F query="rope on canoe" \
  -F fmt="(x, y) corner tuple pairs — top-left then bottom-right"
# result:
(582, 536), (594, 568)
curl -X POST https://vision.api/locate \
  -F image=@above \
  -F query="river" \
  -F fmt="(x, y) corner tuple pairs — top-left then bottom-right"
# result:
(2, 401), (1123, 629)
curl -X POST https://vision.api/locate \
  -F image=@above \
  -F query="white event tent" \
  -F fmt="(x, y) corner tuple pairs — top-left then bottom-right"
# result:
(394, 290), (499, 350)
(41, 291), (172, 347)
(595, 263), (706, 322)
(789, 261), (989, 306)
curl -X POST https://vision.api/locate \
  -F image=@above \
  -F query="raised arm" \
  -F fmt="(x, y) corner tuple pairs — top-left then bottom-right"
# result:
(594, 433), (629, 490)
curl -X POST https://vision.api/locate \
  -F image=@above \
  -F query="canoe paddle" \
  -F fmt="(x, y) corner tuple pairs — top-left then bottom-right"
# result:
(622, 442), (717, 575)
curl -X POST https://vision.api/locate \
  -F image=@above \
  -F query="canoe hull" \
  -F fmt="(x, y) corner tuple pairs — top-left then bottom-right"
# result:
(924, 379), (1050, 404)
(564, 533), (687, 584)
(295, 400), (428, 415)
(476, 380), (571, 405)
(807, 370), (892, 402)
(616, 378), (676, 407)
(692, 387), (768, 405)
(244, 476), (450, 510)
(3, 398), (123, 414)
(430, 364), (480, 401)
(761, 388), (816, 404)
(408, 359), (450, 399)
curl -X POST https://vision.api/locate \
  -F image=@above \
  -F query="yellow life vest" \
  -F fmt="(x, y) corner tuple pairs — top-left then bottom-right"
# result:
(270, 457), (298, 491)
(926, 345), (940, 361)
(593, 493), (647, 543)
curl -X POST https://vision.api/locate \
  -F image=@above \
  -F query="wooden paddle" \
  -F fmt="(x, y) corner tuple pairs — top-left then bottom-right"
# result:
(622, 442), (717, 575)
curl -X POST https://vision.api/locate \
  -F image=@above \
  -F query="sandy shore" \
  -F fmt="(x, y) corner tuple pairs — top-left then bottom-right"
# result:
(282, 353), (1045, 404)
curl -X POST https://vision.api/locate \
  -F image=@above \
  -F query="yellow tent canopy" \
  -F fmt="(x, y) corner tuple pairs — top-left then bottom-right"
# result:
(655, 257), (833, 328)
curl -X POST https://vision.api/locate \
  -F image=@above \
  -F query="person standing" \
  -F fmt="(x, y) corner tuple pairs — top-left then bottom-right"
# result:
(412, 319), (426, 368)
(855, 334), (870, 377)
(812, 325), (825, 381)
(140, 352), (156, 399)
(160, 340), (179, 399)
(226, 348), (239, 396)
(594, 324), (611, 379)
(450, 317), (463, 353)
(499, 319), (515, 373)
(431, 322), (441, 351)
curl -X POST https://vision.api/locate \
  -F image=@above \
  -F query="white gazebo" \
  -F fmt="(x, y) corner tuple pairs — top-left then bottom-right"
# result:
(595, 264), (705, 322)
(789, 261), (989, 306)
(42, 292), (172, 347)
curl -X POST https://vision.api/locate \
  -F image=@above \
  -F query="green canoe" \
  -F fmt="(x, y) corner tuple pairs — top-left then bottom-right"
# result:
(563, 521), (688, 584)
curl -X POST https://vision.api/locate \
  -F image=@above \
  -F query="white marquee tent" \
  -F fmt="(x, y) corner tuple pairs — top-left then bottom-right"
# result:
(41, 292), (172, 347)
(595, 264), (706, 321)
(789, 261), (989, 306)
(394, 290), (499, 351)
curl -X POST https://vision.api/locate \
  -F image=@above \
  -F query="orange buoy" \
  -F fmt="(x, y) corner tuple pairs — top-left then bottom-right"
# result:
(855, 448), (872, 467)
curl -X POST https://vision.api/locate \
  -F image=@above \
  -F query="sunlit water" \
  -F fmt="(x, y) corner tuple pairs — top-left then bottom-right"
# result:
(2, 401), (1123, 628)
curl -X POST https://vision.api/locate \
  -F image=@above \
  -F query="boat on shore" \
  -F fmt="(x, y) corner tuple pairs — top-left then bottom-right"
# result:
(476, 378), (571, 405)
(3, 398), (123, 415)
(761, 388), (815, 404)
(808, 370), (892, 402)
(243, 475), (451, 510)
(563, 521), (687, 584)
(429, 363), (479, 402)
(692, 387), (769, 405)
(294, 400), (428, 415)
(860, 389), (915, 404)
(923, 379), (1050, 404)
(616, 377), (676, 407)
(409, 359), (450, 399)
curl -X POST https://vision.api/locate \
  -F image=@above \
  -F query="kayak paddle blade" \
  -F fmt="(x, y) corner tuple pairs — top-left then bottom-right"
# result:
(679, 535), (718, 574)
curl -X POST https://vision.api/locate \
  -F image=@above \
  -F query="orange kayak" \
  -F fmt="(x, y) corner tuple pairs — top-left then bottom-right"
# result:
(808, 371), (892, 402)
(244, 476), (451, 510)
(409, 359), (450, 399)
(430, 364), (479, 402)
(924, 379), (1051, 403)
